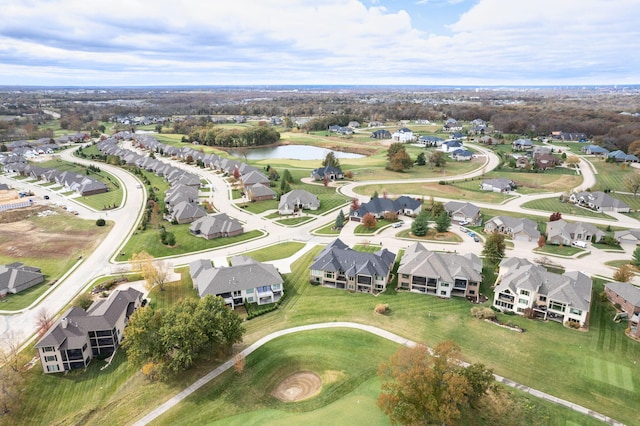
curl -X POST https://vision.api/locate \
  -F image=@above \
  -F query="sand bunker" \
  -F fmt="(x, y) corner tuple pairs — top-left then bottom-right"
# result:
(272, 371), (322, 402)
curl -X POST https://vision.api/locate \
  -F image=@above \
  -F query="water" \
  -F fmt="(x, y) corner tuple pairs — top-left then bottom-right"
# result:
(228, 145), (365, 160)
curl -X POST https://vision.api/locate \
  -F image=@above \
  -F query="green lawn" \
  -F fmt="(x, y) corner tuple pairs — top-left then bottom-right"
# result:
(119, 227), (264, 260)
(354, 219), (391, 234)
(396, 228), (464, 243)
(312, 221), (342, 235)
(522, 197), (615, 220)
(238, 242), (306, 262)
(275, 216), (314, 226)
(591, 159), (636, 192)
(534, 245), (584, 256)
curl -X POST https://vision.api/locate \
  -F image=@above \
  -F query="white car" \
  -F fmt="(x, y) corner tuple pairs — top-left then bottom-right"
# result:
(572, 241), (588, 248)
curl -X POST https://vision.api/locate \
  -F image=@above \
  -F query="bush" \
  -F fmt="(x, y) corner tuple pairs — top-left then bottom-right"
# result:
(375, 303), (389, 315)
(73, 293), (94, 310)
(96, 218), (106, 226)
(471, 307), (496, 320)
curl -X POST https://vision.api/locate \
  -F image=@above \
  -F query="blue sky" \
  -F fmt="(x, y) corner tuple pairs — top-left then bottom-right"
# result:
(0, 0), (637, 86)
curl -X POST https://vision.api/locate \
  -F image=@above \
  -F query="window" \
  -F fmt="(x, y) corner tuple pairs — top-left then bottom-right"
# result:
(517, 307), (524, 313)
(520, 290), (530, 296)
(401, 274), (409, 279)
(569, 308), (582, 316)
(518, 298), (528, 304)
(247, 297), (254, 302)
(441, 282), (449, 287)
(440, 290), (447, 295)
(468, 290), (475, 295)
(549, 301), (566, 312)
(246, 288), (254, 294)
(539, 295), (547, 302)
(43, 346), (55, 353)
(45, 355), (57, 362)
(46, 365), (60, 372)
(325, 271), (335, 279)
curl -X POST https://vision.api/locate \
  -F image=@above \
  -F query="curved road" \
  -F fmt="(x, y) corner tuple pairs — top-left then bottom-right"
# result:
(131, 322), (623, 426)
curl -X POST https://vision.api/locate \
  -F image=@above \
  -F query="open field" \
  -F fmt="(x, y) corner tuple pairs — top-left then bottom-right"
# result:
(590, 159), (636, 192)
(0, 205), (111, 310)
(521, 197), (616, 220)
(238, 242), (306, 263)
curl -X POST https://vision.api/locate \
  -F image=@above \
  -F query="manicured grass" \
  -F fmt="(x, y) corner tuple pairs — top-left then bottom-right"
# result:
(275, 216), (314, 226)
(479, 168), (581, 194)
(396, 228), (464, 243)
(239, 242), (306, 262)
(153, 329), (400, 425)
(354, 219), (391, 234)
(608, 192), (640, 210)
(355, 180), (515, 203)
(312, 221), (342, 235)
(591, 159), (636, 192)
(522, 197), (614, 219)
(148, 268), (197, 310)
(119, 227), (264, 260)
(241, 199), (279, 214)
(534, 245), (584, 256)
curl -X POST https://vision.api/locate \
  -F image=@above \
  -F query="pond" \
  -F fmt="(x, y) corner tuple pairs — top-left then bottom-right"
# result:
(227, 145), (365, 160)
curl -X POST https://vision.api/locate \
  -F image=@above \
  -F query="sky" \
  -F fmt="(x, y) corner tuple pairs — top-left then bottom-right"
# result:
(1, 0), (638, 87)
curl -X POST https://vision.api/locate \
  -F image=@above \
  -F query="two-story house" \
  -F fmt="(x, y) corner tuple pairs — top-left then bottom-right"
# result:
(309, 239), (396, 294)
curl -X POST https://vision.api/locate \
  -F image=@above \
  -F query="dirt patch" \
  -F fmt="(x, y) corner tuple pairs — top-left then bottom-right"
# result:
(0, 206), (101, 259)
(272, 371), (322, 402)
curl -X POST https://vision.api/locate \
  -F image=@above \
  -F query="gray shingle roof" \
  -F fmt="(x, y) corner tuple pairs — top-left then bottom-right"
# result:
(190, 257), (283, 297)
(398, 242), (481, 283)
(310, 238), (396, 279)
(605, 282), (640, 307)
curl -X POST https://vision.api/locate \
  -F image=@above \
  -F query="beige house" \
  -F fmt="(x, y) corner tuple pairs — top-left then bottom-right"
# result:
(397, 242), (482, 300)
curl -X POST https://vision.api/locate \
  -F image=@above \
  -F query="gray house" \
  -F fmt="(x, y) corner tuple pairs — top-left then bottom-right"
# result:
(546, 220), (605, 245)
(0, 262), (45, 297)
(35, 287), (143, 373)
(278, 190), (320, 215)
(309, 238), (396, 294)
(480, 178), (515, 192)
(190, 256), (283, 308)
(397, 242), (482, 300)
(484, 216), (540, 241)
(569, 191), (630, 213)
(444, 201), (481, 225)
(189, 213), (243, 239)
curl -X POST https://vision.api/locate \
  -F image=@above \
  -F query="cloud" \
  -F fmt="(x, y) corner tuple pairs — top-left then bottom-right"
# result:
(0, 0), (638, 85)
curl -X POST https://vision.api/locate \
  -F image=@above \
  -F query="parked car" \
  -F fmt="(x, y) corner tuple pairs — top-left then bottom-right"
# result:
(392, 221), (404, 228)
(459, 220), (470, 226)
(474, 236), (480, 242)
(572, 240), (587, 248)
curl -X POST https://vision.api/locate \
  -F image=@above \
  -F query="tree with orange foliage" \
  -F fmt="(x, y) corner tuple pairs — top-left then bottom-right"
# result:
(378, 340), (494, 425)
(362, 213), (377, 229)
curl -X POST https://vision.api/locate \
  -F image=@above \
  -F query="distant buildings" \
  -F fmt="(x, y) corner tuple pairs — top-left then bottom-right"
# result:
(0, 262), (45, 297)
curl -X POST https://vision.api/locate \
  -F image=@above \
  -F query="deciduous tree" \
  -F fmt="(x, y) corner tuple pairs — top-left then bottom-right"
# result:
(350, 198), (360, 213)
(129, 251), (171, 291)
(537, 235), (546, 248)
(482, 231), (506, 265)
(429, 150), (446, 168)
(549, 211), (562, 222)
(388, 149), (413, 172)
(378, 341), (486, 426)
(362, 213), (377, 229)
(322, 151), (340, 169)
(613, 264), (633, 282)
(623, 172), (640, 196)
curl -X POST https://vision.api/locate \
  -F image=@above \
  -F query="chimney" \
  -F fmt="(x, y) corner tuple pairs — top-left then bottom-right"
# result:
(61, 317), (68, 329)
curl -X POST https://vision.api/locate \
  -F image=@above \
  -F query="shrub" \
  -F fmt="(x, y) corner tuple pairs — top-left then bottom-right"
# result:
(471, 307), (496, 320)
(375, 303), (389, 315)
(73, 293), (94, 310)
(96, 218), (106, 226)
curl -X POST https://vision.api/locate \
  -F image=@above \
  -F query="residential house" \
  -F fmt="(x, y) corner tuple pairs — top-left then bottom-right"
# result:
(546, 220), (605, 245)
(397, 242), (482, 300)
(515, 156), (530, 169)
(348, 121), (361, 128)
(189, 213), (243, 239)
(240, 170), (270, 188)
(569, 191), (630, 213)
(190, 256), (283, 308)
(512, 139), (533, 151)
(450, 149), (473, 161)
(484, 216), (540, 241)
(535, 153), (559, 170)
(310, 165), (344, 181)
(604, 282), (640, 338)
(440, 140), (463, 153)
(278, 190), (320, 215)
(309, 239), (396, 294)
(480, 178), (515, 192)
(165, 184), (199, 209)
(350, 196), (422, 221)
(493, 258), (592, 327)
(391, 128), (416, 143)
(444, 201), (481, 225)
(553, 131), (587, 142)
(417, 135), (444, 147)
(370, 129), (391, 139)
(246, 183), (277, 201)
(0, 262), (45, 297)
(35, 287), (143, 373)
(607, 150), (639, 163)
(368, 121), (384, 127)
(581, 145), (609, 156)
(614, 229), (640, 245)
(328, 125), (353, 135)
(169, 200), (207, 224)
(442, 119), (463, 133)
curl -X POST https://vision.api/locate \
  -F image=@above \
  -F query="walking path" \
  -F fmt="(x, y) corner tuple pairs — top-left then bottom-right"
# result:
(131, 322), (624, 426)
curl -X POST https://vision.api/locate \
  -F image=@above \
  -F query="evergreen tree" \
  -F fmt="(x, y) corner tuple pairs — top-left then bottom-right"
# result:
(335, 210), (345, 229)
(633, 246), (640, 268)
(411, 210), (430, 236)
(435, 211), (451, 233)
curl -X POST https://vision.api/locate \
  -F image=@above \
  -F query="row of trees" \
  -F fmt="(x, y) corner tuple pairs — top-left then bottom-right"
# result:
(411, 200), (451, 235)
(187, 124), (280, 147)
(123, 295), (244, 380)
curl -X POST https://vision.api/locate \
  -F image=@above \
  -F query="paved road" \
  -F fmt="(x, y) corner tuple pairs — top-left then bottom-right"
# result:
(131, 322), (623, 426)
